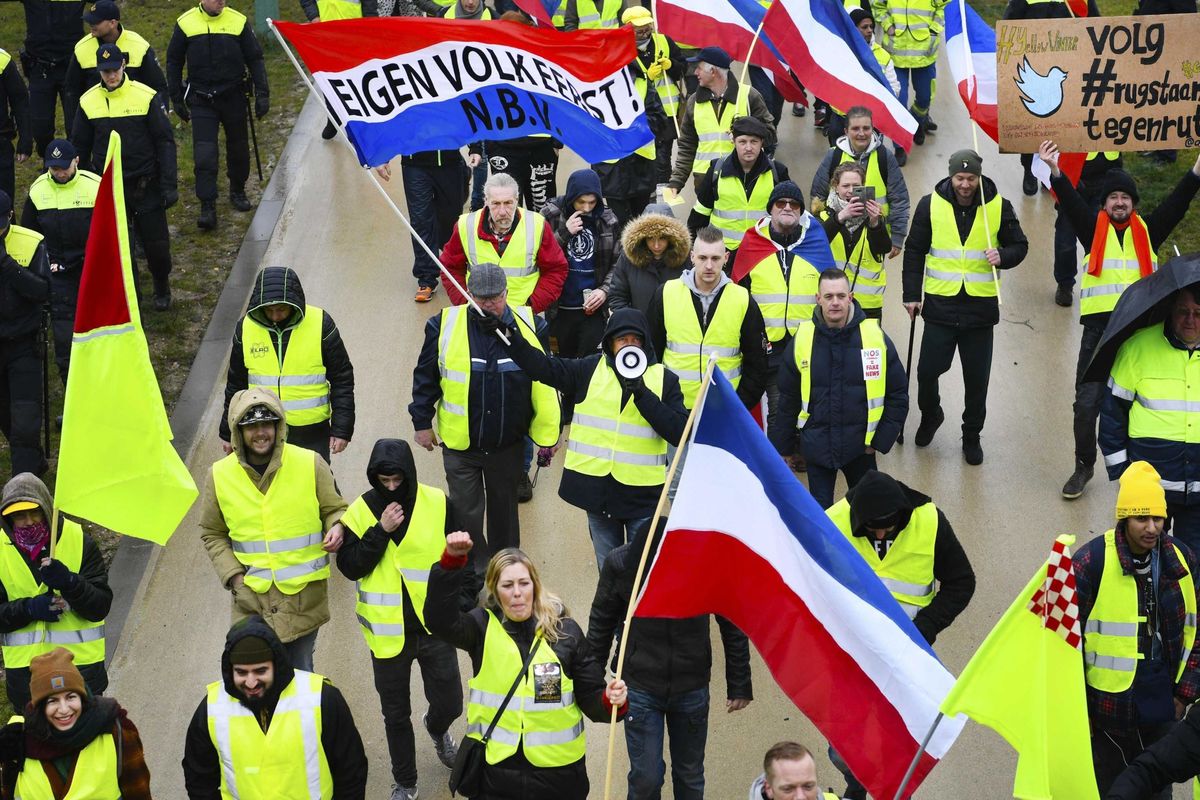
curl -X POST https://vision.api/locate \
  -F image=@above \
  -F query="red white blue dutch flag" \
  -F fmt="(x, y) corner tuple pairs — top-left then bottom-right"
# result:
(275, 18), (654, 167)
(636, 369), (963, 798)
(944, 0), (999, 143)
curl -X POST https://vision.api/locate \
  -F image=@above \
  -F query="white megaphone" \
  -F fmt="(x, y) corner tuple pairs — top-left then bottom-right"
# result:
(614, 345), (648, 380)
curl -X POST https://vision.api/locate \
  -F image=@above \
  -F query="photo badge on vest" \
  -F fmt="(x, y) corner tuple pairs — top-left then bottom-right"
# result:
(533, 661), (562, 703)
(615, 345), (648, 380)
(861, 346), (883, 381)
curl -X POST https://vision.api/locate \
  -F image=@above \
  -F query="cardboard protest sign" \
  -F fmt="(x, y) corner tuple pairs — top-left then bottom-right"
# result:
(996, 14), (1200, 153)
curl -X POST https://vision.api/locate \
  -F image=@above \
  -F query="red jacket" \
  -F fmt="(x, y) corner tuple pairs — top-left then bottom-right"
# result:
(439, 209), (568, 314)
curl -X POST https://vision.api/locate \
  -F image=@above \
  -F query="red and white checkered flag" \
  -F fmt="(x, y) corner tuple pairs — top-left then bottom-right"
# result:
(1027, 537), (1083, 651)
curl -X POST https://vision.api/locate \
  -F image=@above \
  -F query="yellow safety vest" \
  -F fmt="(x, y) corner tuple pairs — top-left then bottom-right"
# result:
(697, 160), (777, 250)
(242, 305), (331, 428)
(342, 484), (447, 659)
(923, 192), (1001, 299)
(0, 520), (106, 669)
(551, 0), (567, 26)
(0, 50), (10, 73)
(879, 0), (942, 68)
(745, 227), (821, 343)
(211, 444), (330, 595)
(458, 210), (546, 307)
(662, 279), (748, 408)
(2, 226), (45, 270)
(634, 34), (680, 117)
(434, 305), (561, 451)
(827, 499), (938, 616)
(78, 78), (156, 125)
(1110, 325), (1200, 454)
(28, 170), (101, 214)
(73, 28), (152, 70)
(14, 729), (120, 800)
(624, 77), (657, 161)
(822, 210), (886, 310)
(1083, 530), (1198, 693)
(317, 0), (362, 19)
(206, 670), (332, 800)
(1079, 215), (1155, 318)
(573, 0), (623, 28)
(791, 318), (886, 445)
(466, 614), (585, 767)
(444, 4), (493, 16)
(566, 361), (668, 486)
(691, 83), (750, 176)
(176, 4), (249, 38)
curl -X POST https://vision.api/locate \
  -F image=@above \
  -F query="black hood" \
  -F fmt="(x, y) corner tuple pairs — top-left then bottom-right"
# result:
(844, 470), (930, 538)
(246, 266), (308, 330)
(221, 616), (294, 710)
(364, 438), (419, 526)
(603, 307), (658, 366)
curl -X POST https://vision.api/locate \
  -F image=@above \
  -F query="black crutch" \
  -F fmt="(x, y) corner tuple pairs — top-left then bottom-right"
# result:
(897, 313), (916, 444)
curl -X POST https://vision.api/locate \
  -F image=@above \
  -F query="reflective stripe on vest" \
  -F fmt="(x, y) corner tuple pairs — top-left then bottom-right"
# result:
(243, 306), (332, 427)
(15, 732), (120, 800)
(824, 210), (886, 310)
(177, 4), (249, 37)
(1110, 325), (1200, 450)
(74, 28), (151, 69)
(459, 210), (545, 306)
(1084, 529), (1198, 693)
(212, 444), (329, 594)
(343, 484), (447, 659)
(317, 0), (362, 18)
(827, 499), (938, 617)
(434, 305), (561, 451)
(882, 0), (939, 66)
(1079, 215), (1155, 317)
(466, 613), (586, 767)
(573, 0), (623, 28)
(662, 279), (748, 408)
(746, 236), (820, 342)
(791, 318), (887, 445)
(0, 519), (106, 668)
(566, 362), (668, 486)
(207, 670), (332, 800)
(707, 160), (776, 250)
(924, 192), (1002, 299)
(691, 83), (751, 175)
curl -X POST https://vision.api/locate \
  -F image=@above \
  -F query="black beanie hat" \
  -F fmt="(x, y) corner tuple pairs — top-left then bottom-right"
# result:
(767, 180), (804, 212)
(1101, 169), (1139, 205)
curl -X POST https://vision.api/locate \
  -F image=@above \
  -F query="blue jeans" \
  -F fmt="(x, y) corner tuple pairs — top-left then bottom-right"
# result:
(625, 686), (709, 800)
(283, 629), (318, 672)
(895, 63), (935, 115)
(586, 512), (652, 570)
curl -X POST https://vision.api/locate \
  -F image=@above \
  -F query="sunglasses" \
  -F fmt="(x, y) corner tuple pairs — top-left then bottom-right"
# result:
(773, 199), (802, 209)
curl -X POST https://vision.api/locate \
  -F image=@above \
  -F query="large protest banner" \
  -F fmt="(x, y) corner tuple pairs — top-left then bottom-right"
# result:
(274, 18), (654, 166)
(996, 13), (1200, 153)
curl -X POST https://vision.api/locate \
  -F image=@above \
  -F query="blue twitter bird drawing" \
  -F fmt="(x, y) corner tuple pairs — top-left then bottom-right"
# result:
(1015, 57), (1067, 118)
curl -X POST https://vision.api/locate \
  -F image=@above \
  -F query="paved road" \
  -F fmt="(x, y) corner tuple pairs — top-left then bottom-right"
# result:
(106, 62), (1195, 798)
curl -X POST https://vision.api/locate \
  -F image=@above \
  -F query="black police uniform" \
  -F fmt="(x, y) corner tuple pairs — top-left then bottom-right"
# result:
(70, 49), (177, 308)
(0, 50), (32, 204)
(166, 2), (269, 225)
(20, 140), (98, 380)
(11, 0), (86, 157)
(64, 25), (169, 128)
(0, 211), (51, 477)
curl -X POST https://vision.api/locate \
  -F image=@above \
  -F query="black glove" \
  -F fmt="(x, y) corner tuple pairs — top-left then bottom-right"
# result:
(25, 593), (62, 622)
(161, 187), (178, 210)
(255, 94), (269, 119)
(0, 719), (25, 764)
(39, 559), (78, 592)
(175, 102), (190, 123)
(619, 373), (645, 396)
(473, 308), (505, 335)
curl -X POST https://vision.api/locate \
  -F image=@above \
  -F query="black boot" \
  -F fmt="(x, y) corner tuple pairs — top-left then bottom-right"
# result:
(230, 187), (252, 212)
(1061, 461), (1094, 499)
(914, 409), (944, 447)
(963, 435), (984, 465)
(152, 275), (171, 311)
(198, 201), (217, 230)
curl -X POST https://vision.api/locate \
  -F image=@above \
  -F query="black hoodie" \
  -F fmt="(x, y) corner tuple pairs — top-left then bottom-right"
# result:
(505, 308), (688, 518)
(842, 470), (976, 645)
(182, 616), (369, 800)
(220, 267), (356, 443)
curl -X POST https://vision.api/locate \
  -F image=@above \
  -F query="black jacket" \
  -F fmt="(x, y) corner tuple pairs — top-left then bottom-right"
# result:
(771, 303), (909, 469)
(505, 308), (688, 519)
(646, 275), (769, 409)
(688, 151), (789, 236)
(590, 66), (668, 202)
(20, 169), (99, 273)
(0, 58), (30, 156)
(6, 0), (85, 62)
(182, 616), (368, 800)
(425, 558), (615, 800)
(409, 305), (552, 452)
(901, 176), (1028, 328)
(1002, 0), (1098, 18)
(841, 470), (975, 644)
(65, 27), (169, 119)
(166, 4), (269, 102)
(70, 77), (177, 195)
(1107, 702), (1200, 798)
(1135, 0), (1195, 12)
(587, 532), (753, 699)
(0, 227), (51, 341)
(221, 266), (356, 443)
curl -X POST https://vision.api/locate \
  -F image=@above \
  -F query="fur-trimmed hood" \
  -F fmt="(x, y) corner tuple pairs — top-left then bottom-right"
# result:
(619, 212), (691, 270)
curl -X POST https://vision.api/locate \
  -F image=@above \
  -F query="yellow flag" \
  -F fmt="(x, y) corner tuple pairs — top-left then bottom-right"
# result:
(55, 132), (198, 544)
(940, 534), (1099, 800)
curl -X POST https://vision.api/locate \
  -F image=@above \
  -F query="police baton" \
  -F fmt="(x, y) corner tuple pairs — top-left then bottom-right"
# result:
(244, 77), (264, 183)
(40, 306), (51, 454)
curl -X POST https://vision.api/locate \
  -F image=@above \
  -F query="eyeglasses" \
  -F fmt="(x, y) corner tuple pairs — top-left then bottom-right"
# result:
(773, 199), (802, 209)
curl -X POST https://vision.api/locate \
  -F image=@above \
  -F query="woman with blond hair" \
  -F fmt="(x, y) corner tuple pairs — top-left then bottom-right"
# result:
(425, 534), (627, 799)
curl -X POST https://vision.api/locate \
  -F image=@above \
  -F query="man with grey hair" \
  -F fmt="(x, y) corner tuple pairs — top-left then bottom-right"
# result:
(439, 172), (568, 314)
(409, 263), (561, 572)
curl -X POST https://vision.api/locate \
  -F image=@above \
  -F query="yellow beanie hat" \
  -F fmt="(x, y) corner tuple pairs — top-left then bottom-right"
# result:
(1116, 461), (1167, 520)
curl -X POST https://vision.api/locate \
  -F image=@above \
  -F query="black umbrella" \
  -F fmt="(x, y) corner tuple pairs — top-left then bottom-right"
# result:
(1083, 253), (1200, 383)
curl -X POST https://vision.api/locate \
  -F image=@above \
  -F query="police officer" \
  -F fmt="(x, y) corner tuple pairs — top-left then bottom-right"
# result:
(0, 472), (112, 712)
(65, 0), (168, 123)
(12, 0), (85, 158)
(901, 149), (1027, 465)
(0, 190), (50, 477)
(167, 0), (269, 230)
(624, 6), (683, 186)
(0, 47), (31, 204)
(71, 44), (177, 310)
(690, 116), (787, 260)
(20, 139), (99, 383)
